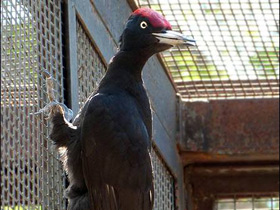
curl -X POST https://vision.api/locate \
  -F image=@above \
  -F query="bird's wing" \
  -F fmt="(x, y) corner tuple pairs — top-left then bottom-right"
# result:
(80, 93), (153, 210)
(72, 92), (96, 127)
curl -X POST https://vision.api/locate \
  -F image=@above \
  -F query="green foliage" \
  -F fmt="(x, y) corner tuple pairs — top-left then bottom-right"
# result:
(249, 48), (279, 79)
(167, 50), (229, 81)
(3, 21), (38, 80)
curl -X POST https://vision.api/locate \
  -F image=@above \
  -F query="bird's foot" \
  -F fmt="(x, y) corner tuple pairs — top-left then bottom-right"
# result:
(31, 69), (73, 121)
(32, 101), (73, 121)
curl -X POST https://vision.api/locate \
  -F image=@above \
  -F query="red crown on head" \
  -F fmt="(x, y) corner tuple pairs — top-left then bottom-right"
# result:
(133, 8), (172, 30)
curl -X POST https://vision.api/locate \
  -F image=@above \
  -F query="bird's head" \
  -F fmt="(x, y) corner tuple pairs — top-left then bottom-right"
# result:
(119, 8), (195, 55)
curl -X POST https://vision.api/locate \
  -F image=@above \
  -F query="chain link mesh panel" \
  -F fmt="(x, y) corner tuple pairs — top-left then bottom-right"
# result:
(136, 0), (279, 100)
(76, 20), (107, 108)
(151, 148), (176, 210)
(1, 0), (65, 209)
(215, 194), (279, 210)
(76, 18), (176, 210)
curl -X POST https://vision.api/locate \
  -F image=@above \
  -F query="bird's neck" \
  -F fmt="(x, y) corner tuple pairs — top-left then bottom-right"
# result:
(110, 50), (150, 79)
(99, 50), (151, 90)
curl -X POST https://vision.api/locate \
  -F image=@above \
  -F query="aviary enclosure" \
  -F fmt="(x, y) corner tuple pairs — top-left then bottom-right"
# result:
(1, 0), (279, 210)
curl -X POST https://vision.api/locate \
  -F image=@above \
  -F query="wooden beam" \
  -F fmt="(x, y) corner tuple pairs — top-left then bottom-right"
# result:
(180, 151), (279, 166)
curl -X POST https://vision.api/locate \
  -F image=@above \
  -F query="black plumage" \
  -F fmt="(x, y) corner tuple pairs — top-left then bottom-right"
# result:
(49, 8), (195, 210)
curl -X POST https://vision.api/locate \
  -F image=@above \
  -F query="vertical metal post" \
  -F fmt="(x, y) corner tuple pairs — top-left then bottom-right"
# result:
(67, 0), (79, 116)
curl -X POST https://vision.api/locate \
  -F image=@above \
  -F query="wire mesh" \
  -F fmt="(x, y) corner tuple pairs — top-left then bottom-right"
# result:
(214, 194), (279, 210)
(76, 18), (176, 210)
(135, 0), (279, 100)
(1, 0), (65, 209)
(151, 148), (176, 210)
(76, 19), (107, 108)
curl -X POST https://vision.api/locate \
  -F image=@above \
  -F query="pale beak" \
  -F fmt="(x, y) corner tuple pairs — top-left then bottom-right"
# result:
(152, 30), (196, 46)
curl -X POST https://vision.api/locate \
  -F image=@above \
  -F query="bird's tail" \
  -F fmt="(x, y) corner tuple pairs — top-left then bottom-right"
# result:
(114, 188), (154, 210)
(89, 185), (119, 210)
(88, 185), (154, 210)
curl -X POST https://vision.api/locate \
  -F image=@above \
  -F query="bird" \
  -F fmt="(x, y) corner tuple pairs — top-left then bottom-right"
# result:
(48, 7), (195, 210)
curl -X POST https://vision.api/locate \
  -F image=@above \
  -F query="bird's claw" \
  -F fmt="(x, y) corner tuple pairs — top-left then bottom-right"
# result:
(31, 69), (73, 122)
(32, 101), (73, 121)
(31, 101), (58, 119)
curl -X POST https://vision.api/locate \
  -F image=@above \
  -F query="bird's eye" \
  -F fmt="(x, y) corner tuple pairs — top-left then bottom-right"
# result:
(140, 21), (148, 29)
